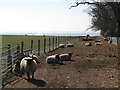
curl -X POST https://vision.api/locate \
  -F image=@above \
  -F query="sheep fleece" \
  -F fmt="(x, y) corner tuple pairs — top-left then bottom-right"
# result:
(60, 54), (71, 61)
(20, 58), (37, 73)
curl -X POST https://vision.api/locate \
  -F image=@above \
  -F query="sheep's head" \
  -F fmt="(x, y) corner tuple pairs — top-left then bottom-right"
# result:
(25, 58), (34, 64)
(55, 54), (60, 59)
(68, 52), (73, 57)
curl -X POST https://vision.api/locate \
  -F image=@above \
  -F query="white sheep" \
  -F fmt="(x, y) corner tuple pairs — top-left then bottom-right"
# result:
(66, 43), (74, 47)
(20, 57), (37, 79)
(85, 42), (92, 46)
(59, 44), (65, 48)
(95, 40), (101, 42)
(59, 52), (73, 61)
(95, 42), (102, 46)
(46, 54), (60, 64)
(29, 54), (39, 64)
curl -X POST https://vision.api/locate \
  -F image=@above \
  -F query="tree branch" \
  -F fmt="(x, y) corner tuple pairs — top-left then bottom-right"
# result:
(69, 2), (95, 9)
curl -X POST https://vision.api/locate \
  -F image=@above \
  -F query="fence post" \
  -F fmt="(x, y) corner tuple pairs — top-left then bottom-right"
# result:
(44, 38), (46, 54)
(16, 44), (20, 62)
(31, 40), (33, 53)
(7, 45), (12, 73)
(55, 37), (57, 48)
(52, 37), (54, 50)
(38, 40), (40, 56)
(21, 41), (24, 53)
(58, 37), (60, 47)
(49, 38), (51, 51)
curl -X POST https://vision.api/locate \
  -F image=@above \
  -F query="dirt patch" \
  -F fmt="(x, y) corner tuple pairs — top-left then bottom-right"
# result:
(3, 36), (119, 88)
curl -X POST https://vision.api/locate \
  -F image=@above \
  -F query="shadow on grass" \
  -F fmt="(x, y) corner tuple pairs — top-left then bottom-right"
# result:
(25, 78), (46, 87)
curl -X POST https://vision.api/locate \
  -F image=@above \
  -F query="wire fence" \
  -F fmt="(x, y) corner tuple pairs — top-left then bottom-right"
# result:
(0, 36), (79, 86)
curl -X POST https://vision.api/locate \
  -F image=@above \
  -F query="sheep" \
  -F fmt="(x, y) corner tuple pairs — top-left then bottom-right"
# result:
(59, 44), (65, 48)
(85, 42), (92, 46)
(66, 43), (74, 47)
(82, 38), (88, 41)
(59, 52), (73, 62)
(46, 54), (60, 64)
(95, 40), (101, 42)
(20, 57), (37, 79)
(108, 40), (112, 43)
(104, 38), (109, 41)
(29, 54), (39, 64)
(95, 42), (102, 46)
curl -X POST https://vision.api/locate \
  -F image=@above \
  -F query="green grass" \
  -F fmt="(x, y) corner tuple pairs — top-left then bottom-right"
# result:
(1, 35), (76, 53)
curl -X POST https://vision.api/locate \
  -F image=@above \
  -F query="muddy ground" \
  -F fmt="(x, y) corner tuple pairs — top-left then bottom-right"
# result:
(3, 36), (119, 88)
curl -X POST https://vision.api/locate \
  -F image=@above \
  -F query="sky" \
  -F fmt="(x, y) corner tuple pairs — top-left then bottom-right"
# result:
(0, 0), (100, 35)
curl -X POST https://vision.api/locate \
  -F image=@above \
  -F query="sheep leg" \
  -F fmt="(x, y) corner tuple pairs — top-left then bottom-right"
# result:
(32, 72), (34, 79)
(20, 71), (23, 77)
(27, 73), (30, 79)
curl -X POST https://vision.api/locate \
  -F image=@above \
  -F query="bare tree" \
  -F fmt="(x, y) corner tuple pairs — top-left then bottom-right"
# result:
(70, 1), (120, 37)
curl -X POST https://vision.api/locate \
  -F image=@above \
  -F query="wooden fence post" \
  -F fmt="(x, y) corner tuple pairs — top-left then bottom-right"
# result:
(16, 44), (20, 62)
(44, 38), (46, 54)
(58, 37), (60, 47)
(52, 37), (54, 50)
(7, 45), (12, 73)
(55, 37), (57, 48)
(49, 38), (51, 51)
(21, 41), (24, 53)
(38, 40), (40, 56)
(31, 40), (33, 53)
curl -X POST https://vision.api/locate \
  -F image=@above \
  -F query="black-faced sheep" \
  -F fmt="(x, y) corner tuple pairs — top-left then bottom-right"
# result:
(46, 54), (60, 64)
(59, 44), (65, 48)
(59, 52), (73, 61)
(29, 54), (39, 64)
(66, 43), (74, 47)
(85, 43), (92, 46)
(95, 42), (102, 46)
(20, 57), (37, 79)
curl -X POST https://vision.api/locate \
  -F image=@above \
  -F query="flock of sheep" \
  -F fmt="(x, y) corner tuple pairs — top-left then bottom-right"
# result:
(13, 43), (74, 79)
(84, 37), (112, 47)
(13, 37), (111, 80)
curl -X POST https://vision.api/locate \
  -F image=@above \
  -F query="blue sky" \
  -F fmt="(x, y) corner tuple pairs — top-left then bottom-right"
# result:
(0, 0), (100, 35)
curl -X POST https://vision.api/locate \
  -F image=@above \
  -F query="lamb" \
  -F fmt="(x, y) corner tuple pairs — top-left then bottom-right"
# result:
(95, 42), (102, 46)
(59, 44), (65, 48)
(20, 57), (37, 79)
(66, 43), (74, 47)
(46, 54), (60, 64)
(29, 54), (39, 64)
(85, 42), (92, 46)
(59, 52), (73, 61)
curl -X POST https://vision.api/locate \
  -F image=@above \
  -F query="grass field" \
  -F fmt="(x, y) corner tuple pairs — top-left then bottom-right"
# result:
(1, 35), (76, 52)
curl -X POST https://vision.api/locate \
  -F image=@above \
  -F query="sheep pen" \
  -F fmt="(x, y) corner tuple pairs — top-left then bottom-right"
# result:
(4, 36), (119, 88)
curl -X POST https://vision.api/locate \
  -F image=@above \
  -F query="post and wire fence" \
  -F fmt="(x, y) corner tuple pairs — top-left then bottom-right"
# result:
(0, 36), (78, 86)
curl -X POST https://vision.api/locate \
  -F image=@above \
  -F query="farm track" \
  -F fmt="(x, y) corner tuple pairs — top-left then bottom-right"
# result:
(3, 36), (119, 88)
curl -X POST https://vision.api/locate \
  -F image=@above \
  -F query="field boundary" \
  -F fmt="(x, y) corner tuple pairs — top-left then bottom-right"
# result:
(1, 36), (78, 86)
